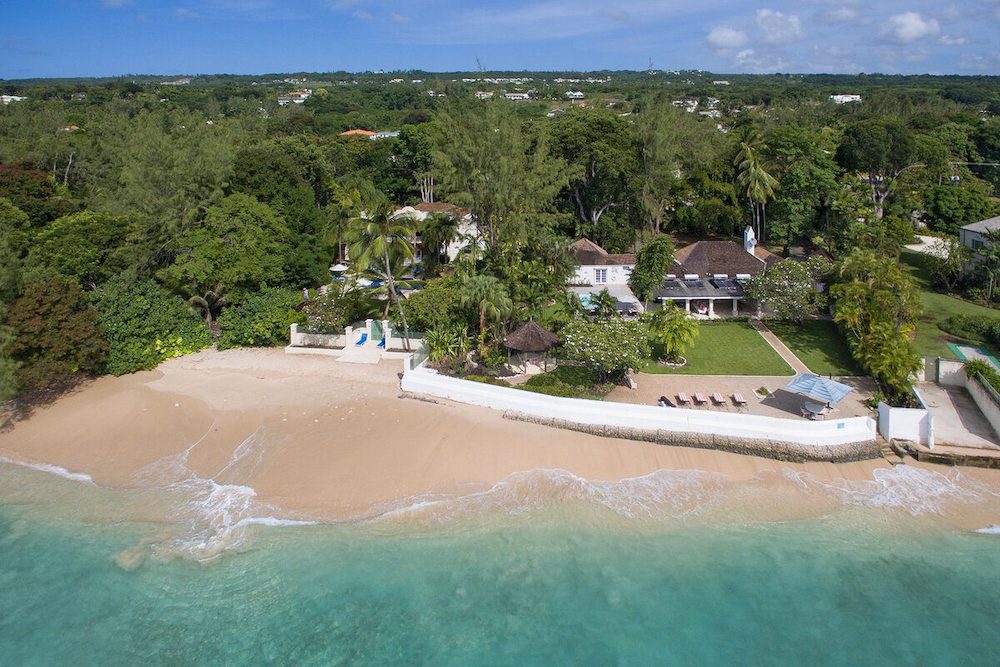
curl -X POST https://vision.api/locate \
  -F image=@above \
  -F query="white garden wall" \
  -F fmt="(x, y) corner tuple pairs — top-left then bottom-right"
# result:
(401, 368), (876, 448)
(876, 385), (933, 447)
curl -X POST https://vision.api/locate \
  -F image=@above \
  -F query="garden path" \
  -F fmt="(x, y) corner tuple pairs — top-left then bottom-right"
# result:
(749, 319), (811, 375)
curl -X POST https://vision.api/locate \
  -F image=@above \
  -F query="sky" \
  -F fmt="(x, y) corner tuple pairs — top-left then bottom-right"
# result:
(1, 1), (999, 79)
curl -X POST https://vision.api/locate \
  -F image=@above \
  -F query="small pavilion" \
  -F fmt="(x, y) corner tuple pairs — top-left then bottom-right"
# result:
(504, 320), (559, 374)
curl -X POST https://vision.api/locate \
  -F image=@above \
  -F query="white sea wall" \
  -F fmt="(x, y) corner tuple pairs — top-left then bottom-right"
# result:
(401, 368), (876, 449)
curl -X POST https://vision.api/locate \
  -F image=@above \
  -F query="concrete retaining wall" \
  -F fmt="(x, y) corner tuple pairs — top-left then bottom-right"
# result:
(966, 375), (1000, 439)
(937, 358), (966, 387)
(289, 323), (347, 349)
(401, 368), (877, 454)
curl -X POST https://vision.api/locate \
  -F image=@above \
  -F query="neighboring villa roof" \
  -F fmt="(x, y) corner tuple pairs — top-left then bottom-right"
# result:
(413, 202), (471, 217)
(569, 238), (636, 266)
(961, 215), (1000, 234)
(504, 320), (559, 352)
(673, 240), (779, 276)
(339, 129), (376, 137)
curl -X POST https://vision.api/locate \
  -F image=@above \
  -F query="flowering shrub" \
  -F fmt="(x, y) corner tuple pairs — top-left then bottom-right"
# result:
(560, 319), (650, 380)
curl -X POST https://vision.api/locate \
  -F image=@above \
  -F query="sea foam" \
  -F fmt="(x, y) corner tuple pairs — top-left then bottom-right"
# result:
(0, 456), (94, 484)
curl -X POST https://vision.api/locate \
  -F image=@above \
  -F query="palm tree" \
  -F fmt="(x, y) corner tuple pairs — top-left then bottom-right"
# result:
(460, 275), (513, 353)
(346, 198), (417, 350)
(185, 282), (228, 335)
(418, 212), (459, 276)
(648, 305), (699, 362)
(592, 289), (619, 318)
(734, 140), (779, 243)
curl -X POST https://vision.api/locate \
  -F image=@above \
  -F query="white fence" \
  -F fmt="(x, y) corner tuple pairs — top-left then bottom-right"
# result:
(289, 324), (347, 349)
(877, 385), (933, 447)
(401, 368), (876, 448)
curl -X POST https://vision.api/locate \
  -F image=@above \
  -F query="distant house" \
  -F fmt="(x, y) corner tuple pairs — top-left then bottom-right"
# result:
(475, 91), (494, 100)
(370, 130), (401, 140)
(339, 129), (376, 138)
(568, 238), (636, 286)
(277, 89), (312, 106)
(829, 94), (862, 104)
(565, 91), (585, 99)
(161, 77), (191, 86)
(960, 215), (1000, 254)
(672, 96), (699, 112)
(504, 92), (531, 101)
(712, 80), (731, 86)
(0, 95), (27, 105)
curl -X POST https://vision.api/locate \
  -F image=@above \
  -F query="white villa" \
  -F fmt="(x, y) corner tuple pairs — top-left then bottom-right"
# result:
(829, 94), (862, 104)
(393, 202), (478, 263)
(568, 238), (635, 286)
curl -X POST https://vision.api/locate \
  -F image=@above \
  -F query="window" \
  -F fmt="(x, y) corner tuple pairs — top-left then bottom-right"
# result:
(972, 239), (985, 251)
(595, 268), (608, 283)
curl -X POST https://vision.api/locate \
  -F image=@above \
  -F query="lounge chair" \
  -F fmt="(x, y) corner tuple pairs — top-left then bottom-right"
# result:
(376, 336), (386, 349)
(711, 392), (725, 406)
(676, 392), (690, 405)
(732, 392), (747, 406)
(694, 392), (707, 405)
(355, 332), (368, 346)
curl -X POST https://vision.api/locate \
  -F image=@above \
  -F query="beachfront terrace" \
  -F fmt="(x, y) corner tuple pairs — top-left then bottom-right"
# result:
(606, 374), (877, 421)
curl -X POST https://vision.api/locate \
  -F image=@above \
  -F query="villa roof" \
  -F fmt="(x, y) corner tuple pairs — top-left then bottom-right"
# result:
(413, 201), (471, 217)
(504, 320), (559, 352)
(339, 129), (376, 137)
(569, 238), (635, 266)
(673, 240), (779, 276)
(961, 215), (1000, 234)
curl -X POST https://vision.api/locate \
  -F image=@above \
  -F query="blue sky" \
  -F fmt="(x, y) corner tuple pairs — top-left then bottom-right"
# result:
(2, 1), (998, 78)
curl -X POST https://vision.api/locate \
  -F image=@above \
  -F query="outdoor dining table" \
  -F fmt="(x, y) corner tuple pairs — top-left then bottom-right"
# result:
(804, 401), (830, 416)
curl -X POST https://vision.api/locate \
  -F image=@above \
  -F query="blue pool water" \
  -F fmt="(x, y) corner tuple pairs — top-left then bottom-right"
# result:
(1, 464), (998, 665)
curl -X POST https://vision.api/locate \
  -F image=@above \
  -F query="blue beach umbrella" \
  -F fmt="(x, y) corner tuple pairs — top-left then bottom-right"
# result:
(781, 374), (853, 405)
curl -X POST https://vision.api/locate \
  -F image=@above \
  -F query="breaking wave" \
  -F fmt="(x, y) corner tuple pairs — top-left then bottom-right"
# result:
(0, 456), (94, 484)
(781, 465), (995, 515)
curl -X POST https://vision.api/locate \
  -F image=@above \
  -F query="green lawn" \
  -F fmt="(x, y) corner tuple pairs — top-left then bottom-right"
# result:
(767, 320), (861, 376)
(900, 250), (1000, 359)
(639, 320), (794, 376)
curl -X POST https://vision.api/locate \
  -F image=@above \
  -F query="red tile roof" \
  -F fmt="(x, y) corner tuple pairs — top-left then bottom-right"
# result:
(569, 238), (635, 266)
(339, 129), (376, 137)
(673, 240), (778, 276)
(413, 202), (471, 217)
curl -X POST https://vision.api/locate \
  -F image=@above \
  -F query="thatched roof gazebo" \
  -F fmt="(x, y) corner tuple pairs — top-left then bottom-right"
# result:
(504, 320), (559, 373)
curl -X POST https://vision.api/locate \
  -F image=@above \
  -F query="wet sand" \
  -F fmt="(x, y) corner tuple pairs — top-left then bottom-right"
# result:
(1, 349), (997, 525)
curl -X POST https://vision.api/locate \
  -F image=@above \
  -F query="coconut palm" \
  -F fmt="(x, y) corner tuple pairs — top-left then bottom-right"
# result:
(734, 140), (779, 243)
(592, 288), (619, 318)
(460, 275), (513, 352)
(346, 198), (417, 350)
(648, 305), (699, 362)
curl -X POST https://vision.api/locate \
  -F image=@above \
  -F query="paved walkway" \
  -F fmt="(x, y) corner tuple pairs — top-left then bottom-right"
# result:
(749, 318), (811, 374)
(916, 382), (1000, 449)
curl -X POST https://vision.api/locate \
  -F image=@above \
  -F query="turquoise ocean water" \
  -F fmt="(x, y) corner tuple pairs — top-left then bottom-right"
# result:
(1, 462), (998, 665)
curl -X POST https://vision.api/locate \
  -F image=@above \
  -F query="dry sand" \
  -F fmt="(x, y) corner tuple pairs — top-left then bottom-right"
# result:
(1, 348), (997, 524)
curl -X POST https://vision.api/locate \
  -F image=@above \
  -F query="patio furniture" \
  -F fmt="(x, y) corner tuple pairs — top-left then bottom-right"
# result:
(694, 392), (707, 405)
(732, 393), (748, 407)
(355, 332), (368, 346)
(800, 407), (817, 420)
(376, 336), (386, 349)
(676, 392), (690, 405)
(782, 374), (852, 406)
(658, 396), (677, 408)
(711, 392), (725, 406)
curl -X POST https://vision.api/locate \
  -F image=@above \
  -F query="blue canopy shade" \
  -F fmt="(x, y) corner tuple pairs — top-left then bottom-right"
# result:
(781, 374), (853, 405)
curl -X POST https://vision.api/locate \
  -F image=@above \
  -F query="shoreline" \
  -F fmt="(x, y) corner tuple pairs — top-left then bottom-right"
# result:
(0, 348), (997, 530)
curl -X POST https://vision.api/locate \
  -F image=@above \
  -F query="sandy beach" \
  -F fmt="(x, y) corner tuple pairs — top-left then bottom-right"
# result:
(1, 348), (997, 526)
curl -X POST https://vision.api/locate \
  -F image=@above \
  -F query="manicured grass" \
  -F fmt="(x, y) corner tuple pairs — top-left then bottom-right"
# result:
(520, 365), (610, 399)
(767, 320), (861, 376)
(639, 320), (794, 376)
(900, 250), (1000, 359)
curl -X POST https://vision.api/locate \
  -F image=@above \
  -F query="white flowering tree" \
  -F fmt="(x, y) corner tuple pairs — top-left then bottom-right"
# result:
(745, 257), (830, 321)
(560, 319), (650, 381)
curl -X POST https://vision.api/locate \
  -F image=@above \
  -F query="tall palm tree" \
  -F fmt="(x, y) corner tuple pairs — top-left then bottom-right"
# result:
(346, 199), (417, 350)
(418, 212), (459, 276)
(734, 141), (779, 243)
(648, 305), (699, 362)
(460, 275), (513, 353)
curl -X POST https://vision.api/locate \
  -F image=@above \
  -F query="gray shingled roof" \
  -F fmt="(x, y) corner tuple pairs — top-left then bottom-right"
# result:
(961, 215), (1000, 234)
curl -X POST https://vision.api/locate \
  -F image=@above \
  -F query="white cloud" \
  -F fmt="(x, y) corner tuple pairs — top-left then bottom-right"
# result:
(938, 34), (966, 45)
(885, 11), (940, 43)
(735, 48), (788, 72)
(755, 9), (803, 45)
(707, 26), (748, 50)
(822, 7), (858, 23)
(390, 12), (411, 24)
(352, 10), (372, 20)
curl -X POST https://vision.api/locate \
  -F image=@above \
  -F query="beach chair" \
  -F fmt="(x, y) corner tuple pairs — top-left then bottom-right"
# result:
(732, 393), (748, 410)
(711, 392), (725, 406)
(376, 336), (386, 349)
(693, 392), (707, 405)
(355, 332), (368, 346)
(676, 392), (690, 405)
